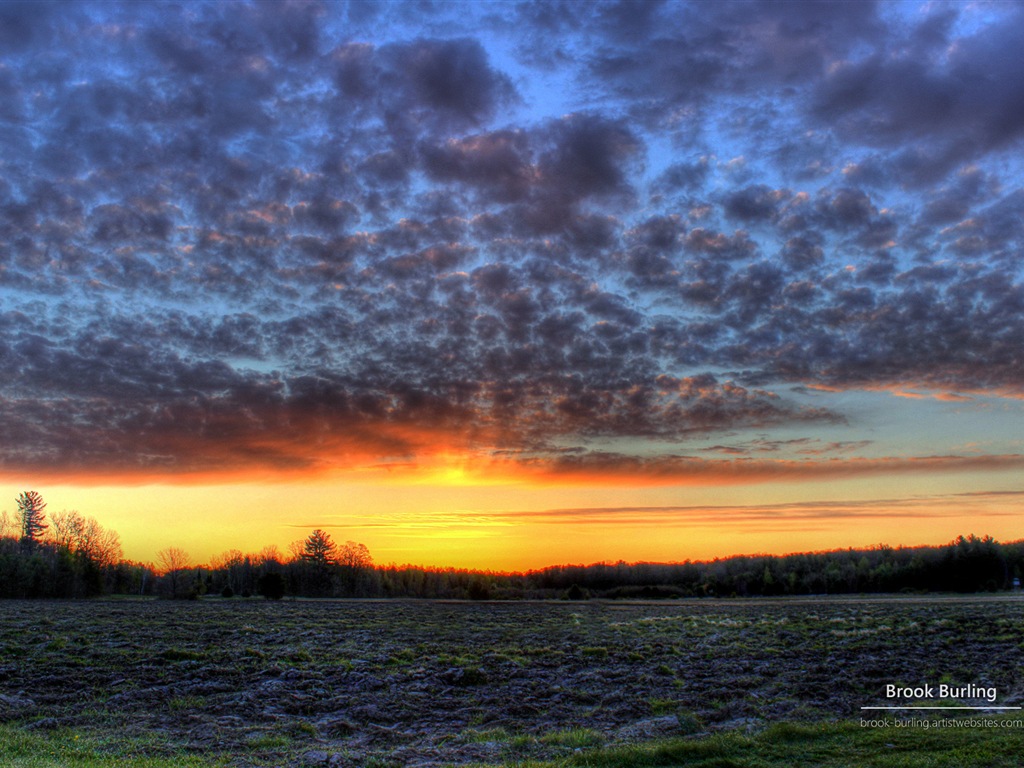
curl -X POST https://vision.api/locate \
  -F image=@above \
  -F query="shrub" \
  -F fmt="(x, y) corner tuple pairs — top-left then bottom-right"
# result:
(258, 572), (286, 600)
(566, 583), (588, 600)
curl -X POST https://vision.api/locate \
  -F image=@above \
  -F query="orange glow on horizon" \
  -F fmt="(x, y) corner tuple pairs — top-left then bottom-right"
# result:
(3, 389), (1022, 572)
(6, 449), (1024, 489)
(3, 472), (1022, 573)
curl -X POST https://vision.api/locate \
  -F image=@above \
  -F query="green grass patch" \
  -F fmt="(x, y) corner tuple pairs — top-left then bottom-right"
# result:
(246, 733), (291, 750)
(487, 717), (1024, 767)
(0, 724), (230, 767)
(438, 653), (477, 666)
(493, 651), (528, 665)
(386, 647), (418, 666)
(286, 648), (312, 663)
(287, 720), (318, 737)
(167, 696), (205, 712)
(647, 698), (681, 716)
(159, 648), (205, 662)
(522, 645), (563, 658)
(462, 727), (512, 744)
(539, 728), (606, 748)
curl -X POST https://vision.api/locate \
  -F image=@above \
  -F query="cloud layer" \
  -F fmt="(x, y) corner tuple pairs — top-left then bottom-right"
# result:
(2, 1), (1023, 481)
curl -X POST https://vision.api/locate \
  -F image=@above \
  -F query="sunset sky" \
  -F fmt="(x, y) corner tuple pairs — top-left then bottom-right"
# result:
(2, 1), (1024, 570)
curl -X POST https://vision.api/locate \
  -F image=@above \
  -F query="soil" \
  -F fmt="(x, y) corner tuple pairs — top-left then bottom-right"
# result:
(1, 595), (1022, 766)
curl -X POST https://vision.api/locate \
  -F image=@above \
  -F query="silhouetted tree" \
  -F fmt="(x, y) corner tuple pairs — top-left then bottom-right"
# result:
(258, 545), (283, 567)
(157, 546), (192, 599)
(337, 539), (374, 596)
(48, 509), (123, 596)
(209, 549), (250, 595)
(298, 529), (338, 596)
(53, 510), (122, 565)
(302, 529), (337, 565)
(16, 491), (47, 550)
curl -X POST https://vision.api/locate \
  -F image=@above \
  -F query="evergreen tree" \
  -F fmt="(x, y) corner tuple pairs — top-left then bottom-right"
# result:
(302, 529), (338, 566)
(16, 491), (47, 549)
(300, 529), (338, 597)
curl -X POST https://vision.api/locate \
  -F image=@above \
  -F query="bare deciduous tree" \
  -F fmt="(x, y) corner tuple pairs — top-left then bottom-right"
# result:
(157, 546), (192, 599)
(50, 509), (85, 551)
(51, 509), (123, 568)
(338, 540), (373, 570)
(258, 544), (283, 567)
(80, 521), (123, 569)
(338, 540), (374, 597)
(158, 546), (191, 572)
(209, 549), (243, 571)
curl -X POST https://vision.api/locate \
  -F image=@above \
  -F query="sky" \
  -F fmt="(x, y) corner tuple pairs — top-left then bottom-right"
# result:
(2, 0), (1024, 570)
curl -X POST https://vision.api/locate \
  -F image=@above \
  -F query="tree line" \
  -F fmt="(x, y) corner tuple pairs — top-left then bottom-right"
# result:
(1, 492), (1022, 600)
(0, 491), (142, 598)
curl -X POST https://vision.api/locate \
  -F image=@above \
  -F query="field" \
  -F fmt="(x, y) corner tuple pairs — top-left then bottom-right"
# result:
(1, 596), (1023, 767)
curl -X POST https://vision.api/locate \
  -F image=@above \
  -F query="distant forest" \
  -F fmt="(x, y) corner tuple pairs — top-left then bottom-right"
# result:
(2, 492), (1021, 600)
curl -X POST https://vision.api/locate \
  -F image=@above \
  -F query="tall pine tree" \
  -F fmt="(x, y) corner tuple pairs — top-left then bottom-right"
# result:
(17, 491), (48, 549)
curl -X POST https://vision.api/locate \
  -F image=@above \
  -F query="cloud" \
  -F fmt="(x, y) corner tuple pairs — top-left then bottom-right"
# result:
(421, 130), (534, 203)
(703, 438), (873, 456)
(2, 289), (849, 477)
(723, 185), (790, 223)
(1, 1), (1022, 486)
(812, 7), (1024, 181)
(334, 37), (518, 133)
(580, 0), (879, 124)
(505, 452), (1024, 487)
(495, 491), (1023, 525)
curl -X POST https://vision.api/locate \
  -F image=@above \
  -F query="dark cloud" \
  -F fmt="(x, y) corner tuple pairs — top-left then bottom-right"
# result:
(780, 233), (824, 270)
(0, 1), (59, 54)
(512, 450), (1024, 486)
(814, 187), (874, 230)
(420, 130), (533, 203)
(812, 6), (1024, 182)
(0, 1), (1022, 481)
(334, 37), (517, 132)
(723, 185), (790, 223)
(652, 158), (710, 194)
(389, 38), (516, 124)
(578, 0), (880, 125)
(684, 228), (757, 260)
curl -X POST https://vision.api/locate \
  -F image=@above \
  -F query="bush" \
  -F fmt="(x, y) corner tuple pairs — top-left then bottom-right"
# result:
(566, 583), (588, 600)
(257, 572), (286, 600)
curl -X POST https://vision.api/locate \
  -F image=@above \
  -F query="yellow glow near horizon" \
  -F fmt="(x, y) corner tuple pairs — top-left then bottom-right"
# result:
(2, 464), (1022, 572)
